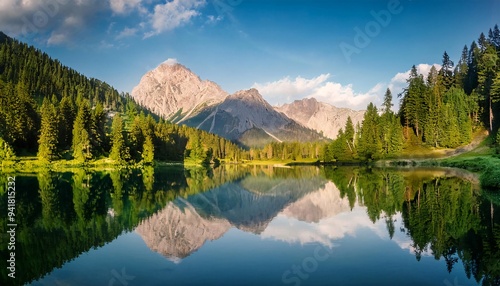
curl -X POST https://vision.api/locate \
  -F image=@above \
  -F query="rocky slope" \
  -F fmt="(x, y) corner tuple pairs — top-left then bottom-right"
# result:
(275, 98), (365, 139)
(182, 88), (323, 147)
(131, 61), (228, 122)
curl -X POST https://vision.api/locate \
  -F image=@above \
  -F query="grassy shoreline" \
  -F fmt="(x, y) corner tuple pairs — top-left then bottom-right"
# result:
(3, 141), (499, 190)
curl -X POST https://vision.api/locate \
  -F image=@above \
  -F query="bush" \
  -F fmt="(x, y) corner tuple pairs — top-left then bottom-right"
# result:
(480, 166), (500, 189)
(0, 137), (15, 160)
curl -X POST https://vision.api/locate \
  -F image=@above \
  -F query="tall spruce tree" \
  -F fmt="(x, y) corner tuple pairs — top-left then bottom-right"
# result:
(142, 134), (155, 164)
(358, 103), (382, 160)
(72, 100), (92, 161)
(109, 115), (129, 163)
(477, 44), (499, 131)
(37, 98), (59, 161)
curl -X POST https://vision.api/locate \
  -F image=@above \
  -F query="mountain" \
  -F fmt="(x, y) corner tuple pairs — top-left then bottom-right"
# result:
(135, 200), (231, 262)
(275, 98), (365, 139)
(132, 63), (324, 147)
(281, 181), (351, 223)
(182, 88), (323, 147)
(131, 61), (228, 122)
(135, 173), (329, 261)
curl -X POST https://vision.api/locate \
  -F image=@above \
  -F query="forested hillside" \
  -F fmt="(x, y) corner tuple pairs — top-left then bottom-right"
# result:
(0, 32), (244, 164)
(323, 25), (500, 162)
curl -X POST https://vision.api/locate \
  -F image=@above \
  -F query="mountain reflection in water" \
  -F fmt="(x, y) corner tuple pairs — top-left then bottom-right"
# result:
(2, 166), (499, 286)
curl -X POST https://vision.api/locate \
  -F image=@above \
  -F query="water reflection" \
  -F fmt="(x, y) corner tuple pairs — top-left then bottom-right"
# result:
(0, 166), (498, 285)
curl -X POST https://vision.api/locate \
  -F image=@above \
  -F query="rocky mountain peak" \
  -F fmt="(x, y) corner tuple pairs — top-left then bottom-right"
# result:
(131, 60), (228, 122)
(276, 98), (365, 139)
(229, 88), (269, 106)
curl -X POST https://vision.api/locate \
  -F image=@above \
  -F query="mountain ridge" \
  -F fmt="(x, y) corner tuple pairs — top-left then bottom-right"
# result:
(132, 62), (365, 146)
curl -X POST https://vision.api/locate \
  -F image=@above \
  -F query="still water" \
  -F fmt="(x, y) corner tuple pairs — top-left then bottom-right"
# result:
(1, 166), (499, 286)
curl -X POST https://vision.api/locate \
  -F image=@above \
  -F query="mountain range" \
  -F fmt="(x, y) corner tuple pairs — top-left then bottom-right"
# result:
(132, 61), (364, 147)
(135, 174), (346, 261)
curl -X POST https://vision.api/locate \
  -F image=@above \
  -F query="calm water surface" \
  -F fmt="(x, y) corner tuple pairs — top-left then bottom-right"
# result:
(1, 166), (499, 286)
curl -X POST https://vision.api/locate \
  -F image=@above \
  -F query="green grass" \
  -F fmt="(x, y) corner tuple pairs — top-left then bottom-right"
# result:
(430, 151), (500, 190)
(0, 157), (157, 172)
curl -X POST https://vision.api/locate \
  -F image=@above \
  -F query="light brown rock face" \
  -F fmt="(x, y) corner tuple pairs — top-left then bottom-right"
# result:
(135, 201), (231, 261)
(181, 88), (324, 146)
(281, 182), (351, 223)
(131, 62), (228, 122)
(275, 98), (365, 139)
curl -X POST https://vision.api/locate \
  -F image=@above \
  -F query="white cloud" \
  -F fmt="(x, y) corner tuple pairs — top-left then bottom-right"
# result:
(162, 58), (178, 66)
(109, 0), (143, 14)
(311, 82), (383, 111)
(0, 0), (108, 45)
(115, 27), (138, 39)
(47, 32), (68, 45)
(252, 74), (330, 104)
(252, 74), (378, 110)
(206, 14), (223, 24)
(253, 63), (442, 111)
(262, 206), (389, 247)
(144, 0), (206, 38)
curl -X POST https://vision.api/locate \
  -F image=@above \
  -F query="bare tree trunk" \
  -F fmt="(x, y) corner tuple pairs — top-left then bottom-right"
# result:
(490, 97), (494, 132)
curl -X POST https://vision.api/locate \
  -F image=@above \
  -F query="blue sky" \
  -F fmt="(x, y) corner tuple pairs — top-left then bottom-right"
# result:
(0, 0), (498, 110)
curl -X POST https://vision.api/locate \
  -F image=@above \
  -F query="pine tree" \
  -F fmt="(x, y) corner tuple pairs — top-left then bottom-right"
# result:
(382, 88), (393, 113)
(400, 66), (427, 139)
(424, 65), (442, 147)
(381, 89), (394, 156)
(90, 102), (107, 155)
(454, 46), (469, 89)
(492, 24), (500, 49)
(189, 133), (205, 163)
(465, 41), (480, 95)
(389, 117), (404, 155)
(358, 103), (382, 160)
(142, 134), (154, 164)
(344, 116), (356, 155)
(440, 51), (455, 91)
(109, 115), (129, 163)
(57, 95), (76, 149)
(72, 100), (92, 161)
(37, 98), (59, 161)
(477, 44), (499, 131)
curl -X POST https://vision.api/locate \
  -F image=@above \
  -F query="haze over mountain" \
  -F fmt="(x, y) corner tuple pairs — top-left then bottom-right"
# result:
(132, 61), (364, 146)
(276, 98), (365, 139)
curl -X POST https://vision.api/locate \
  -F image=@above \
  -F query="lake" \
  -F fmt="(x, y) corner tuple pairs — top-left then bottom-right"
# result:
(1, 165), (499, 286)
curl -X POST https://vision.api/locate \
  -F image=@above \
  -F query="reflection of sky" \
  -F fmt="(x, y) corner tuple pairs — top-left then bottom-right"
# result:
(262, 201), (433, 258)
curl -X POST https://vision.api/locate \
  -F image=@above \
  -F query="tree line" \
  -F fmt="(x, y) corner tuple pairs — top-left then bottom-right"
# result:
(321, 25), (500, 162)
(0, 33), (244, 164)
